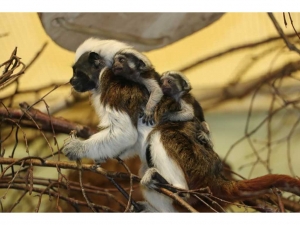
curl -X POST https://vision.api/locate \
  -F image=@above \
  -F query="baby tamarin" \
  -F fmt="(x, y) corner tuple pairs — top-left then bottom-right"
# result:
(113, 48), (163, 125)
(159, 71), (212, 148)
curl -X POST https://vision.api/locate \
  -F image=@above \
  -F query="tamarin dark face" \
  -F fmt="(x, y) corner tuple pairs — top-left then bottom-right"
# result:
(161, 76), (180, 97)
(160, 72), (192, 101)
(112, 53), (147, 81)
(70, 52), (105, 92)
(112, 54), (132, 76)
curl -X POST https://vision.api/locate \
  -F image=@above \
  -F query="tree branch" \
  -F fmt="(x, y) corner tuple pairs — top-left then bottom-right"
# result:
(0, 102), (97, 139)
(0, 157), (139, 180)
(268, 12), (300, 55)
(180, 32), (300, 73)
(194, 60), (300, 110)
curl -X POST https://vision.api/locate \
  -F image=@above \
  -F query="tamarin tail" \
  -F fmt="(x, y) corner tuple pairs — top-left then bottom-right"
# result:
(215, 174), (300, 201)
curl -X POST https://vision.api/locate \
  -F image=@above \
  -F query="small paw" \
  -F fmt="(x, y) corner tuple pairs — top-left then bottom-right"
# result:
(62, 138), (85, 161)
(142, 116), (154, 126)
(141, 168), (159, 187)
(142, 110), (155, 126)
(91, 163), (101, 170)
(201, 121), (210, 134)
(92, 158), (106, 168)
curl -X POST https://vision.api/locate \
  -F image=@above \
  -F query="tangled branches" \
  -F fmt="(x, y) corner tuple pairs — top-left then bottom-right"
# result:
(0, 48), (26, 90)
(1, 13), (300, 212)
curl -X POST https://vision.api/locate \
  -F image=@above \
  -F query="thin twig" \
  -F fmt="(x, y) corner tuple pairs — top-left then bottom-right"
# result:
(273, 189), (285, 212)
(76, 159), (96, 212)
(0, 157), (140, 181)
(24, 42), (48, 71)
(268, 13), (300, 55)
(154, 187), (198, 212)
(0, 102), (97, 139)
(0, 183), (115, 212)
(180, 32), (300, 72)
(117, 157), (134, 212)
(0, 176), (128, 209)
(287, 13), (300, 40)
(8, 190), (28, 212)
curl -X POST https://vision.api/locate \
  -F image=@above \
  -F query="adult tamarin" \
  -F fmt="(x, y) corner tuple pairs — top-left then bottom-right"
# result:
(141, 94), (300, 211)
(64, 37), (150, 162)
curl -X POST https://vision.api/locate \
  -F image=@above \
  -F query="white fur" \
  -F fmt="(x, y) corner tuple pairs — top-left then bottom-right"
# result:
(64, 40), (136, 162)
(136, 118), (154, 164)
(137, 129), (188, 212)
(140, 78), (164, 114)
(127, 60), (136, 70)
(141, 78), (159, 92)
(75, 38), (132, 67)
(140, 168), (159, 186)
(119, 48), (152, 68)
(141, 186), (176, 212)
(80, 90), (138, 161)
(161, 71), (191, 89)
(168, 99), (194, 121)
(147, 131), (188, 189)
(78, 68), (139, 161)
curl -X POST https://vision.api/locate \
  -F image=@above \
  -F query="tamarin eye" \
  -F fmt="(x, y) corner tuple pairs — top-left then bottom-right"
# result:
(167, 79), (172, 84)
(119, 57), (125, 63)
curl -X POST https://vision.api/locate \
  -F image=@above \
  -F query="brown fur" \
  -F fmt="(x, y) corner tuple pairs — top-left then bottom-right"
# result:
(99, 69), (149, 126)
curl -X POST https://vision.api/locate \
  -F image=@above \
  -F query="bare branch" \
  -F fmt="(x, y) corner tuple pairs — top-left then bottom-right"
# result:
(268, 13), (300, 55)
(0, 102), (97, 139)
(0, 157), (140, 181)
(180, 32), (300, 73)
(0, 182), (115, 212)
(287, 13), (300, 40)
(196, 60), (300, 110)
(24, 42), (48, 71)
(76, 159), (96, 212)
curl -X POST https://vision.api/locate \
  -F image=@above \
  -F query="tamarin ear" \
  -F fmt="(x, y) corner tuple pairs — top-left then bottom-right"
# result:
(182, 80), (191, 92)
(88, 52), (101, 67)
(138, 59), (146, 71)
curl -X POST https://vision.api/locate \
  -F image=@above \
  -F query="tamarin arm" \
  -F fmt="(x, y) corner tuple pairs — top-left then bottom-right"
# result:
(143, 78), (164, 114)
(167, 100), (194, 122)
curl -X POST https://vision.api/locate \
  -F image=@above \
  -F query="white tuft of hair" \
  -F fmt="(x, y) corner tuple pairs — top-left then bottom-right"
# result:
(161, 70), (191, 89)
(118, 48), (153, 69)
(74, 37), (133, 67)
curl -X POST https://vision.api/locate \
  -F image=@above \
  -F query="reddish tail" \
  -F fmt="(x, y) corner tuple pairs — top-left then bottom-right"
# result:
(215, 174), (300, 201)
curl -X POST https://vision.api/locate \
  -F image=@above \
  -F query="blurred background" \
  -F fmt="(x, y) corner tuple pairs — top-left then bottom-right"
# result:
(1, 12), (300, 212)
